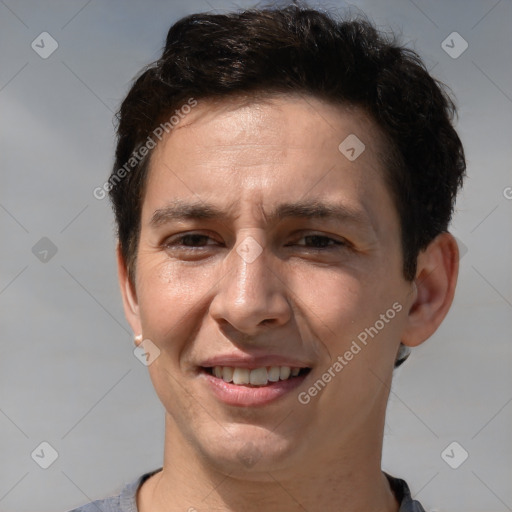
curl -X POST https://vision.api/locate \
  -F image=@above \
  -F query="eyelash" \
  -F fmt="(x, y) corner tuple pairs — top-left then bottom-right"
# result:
(163, 232), (348, 252)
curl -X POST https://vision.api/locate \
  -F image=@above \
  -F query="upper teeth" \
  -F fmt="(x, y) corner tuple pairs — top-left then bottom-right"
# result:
(212, 366), (302, 386)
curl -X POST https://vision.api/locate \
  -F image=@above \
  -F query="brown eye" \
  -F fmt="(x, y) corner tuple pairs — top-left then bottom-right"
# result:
(293, 234), (347, 250)
(176, 234), (210, 247)
(164, 232), (219, 250)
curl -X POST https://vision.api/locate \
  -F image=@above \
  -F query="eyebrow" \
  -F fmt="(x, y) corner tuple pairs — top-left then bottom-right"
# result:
(150, 199), (371, 230)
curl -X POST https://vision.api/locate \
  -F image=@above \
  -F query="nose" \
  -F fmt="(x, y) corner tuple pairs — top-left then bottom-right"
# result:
(209, 232), (292, 336)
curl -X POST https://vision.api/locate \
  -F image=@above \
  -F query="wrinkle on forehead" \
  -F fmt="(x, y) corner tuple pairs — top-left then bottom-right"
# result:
(167, 92), (379, 151)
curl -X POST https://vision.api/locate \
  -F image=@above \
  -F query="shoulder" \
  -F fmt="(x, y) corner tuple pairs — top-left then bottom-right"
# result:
(65, 468), (163, 512)
(385, 472), (427, 512)
(66, 495), (121, 512)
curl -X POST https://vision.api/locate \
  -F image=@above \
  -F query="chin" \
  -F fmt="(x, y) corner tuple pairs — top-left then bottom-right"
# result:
(200, 424), (299, 476)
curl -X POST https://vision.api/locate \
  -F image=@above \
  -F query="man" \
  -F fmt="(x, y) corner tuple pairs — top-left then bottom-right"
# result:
(73, 3), (465, 511)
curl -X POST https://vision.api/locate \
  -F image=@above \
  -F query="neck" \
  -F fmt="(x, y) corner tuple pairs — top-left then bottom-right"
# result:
(138, 414), (399, 512)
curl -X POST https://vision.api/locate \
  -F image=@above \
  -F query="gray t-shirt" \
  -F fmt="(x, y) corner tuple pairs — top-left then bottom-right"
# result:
(67, 469), (425, 512)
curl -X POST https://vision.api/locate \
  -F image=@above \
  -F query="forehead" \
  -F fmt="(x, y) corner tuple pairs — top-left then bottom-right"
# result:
(142, 94), (394, 229)
(159, 93), (383, 157)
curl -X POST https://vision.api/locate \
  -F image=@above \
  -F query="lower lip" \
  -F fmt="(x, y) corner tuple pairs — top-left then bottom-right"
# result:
(201, 371), (308, 407)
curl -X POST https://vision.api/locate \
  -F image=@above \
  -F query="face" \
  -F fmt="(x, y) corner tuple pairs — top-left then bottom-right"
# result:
(120, 95), (416, 476)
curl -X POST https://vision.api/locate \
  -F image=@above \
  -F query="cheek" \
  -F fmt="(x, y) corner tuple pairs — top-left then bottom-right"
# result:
(291, 265), (408, 361)
(293, 269), (361, 330)
(136, 259), (213, 349)
(290, 266), (378, 333)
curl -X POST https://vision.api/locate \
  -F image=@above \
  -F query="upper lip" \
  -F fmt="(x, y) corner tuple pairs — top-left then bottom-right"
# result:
(199, 354), (312, 369)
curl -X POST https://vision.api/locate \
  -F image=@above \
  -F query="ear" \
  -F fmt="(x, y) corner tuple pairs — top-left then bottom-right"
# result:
(401, 232), (459, 347)
(116, 243), (142, 338)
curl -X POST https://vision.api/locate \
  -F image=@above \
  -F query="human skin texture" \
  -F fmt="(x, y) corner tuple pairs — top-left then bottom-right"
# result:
(118, 94), (459, 512)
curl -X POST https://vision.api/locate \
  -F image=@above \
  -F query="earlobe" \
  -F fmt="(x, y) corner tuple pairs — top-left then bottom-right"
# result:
(401, 232), (459, 347)
(116, 244), (142, 335)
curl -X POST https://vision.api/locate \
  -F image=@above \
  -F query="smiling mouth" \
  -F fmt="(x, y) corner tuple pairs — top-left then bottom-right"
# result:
(202, 366), (312, 386)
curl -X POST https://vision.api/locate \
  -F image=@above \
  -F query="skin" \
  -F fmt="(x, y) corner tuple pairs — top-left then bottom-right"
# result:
(117, 94), (459, 512)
